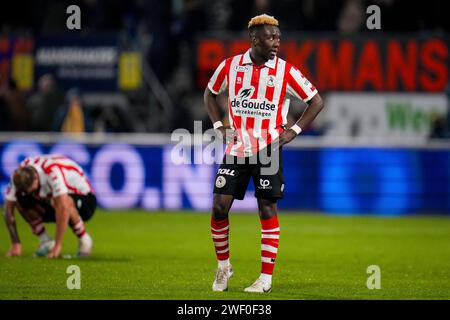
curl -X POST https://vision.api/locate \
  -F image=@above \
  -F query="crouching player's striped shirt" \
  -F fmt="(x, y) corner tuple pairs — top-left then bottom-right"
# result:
(208, 49), (318, 157)
(5, 155), (94, 201)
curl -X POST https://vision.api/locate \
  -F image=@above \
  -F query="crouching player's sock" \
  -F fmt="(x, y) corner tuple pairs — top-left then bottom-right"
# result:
(30, 218), (51, 243)
(30, 218), (55, 257)
(211, 217), (230, 267)
(260, 215), (280, 286)
(71, 219), (93, 256)
(71, 220), (87, 239)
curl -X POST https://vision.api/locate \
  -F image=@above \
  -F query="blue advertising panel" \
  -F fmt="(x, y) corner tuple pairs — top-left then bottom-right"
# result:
(0, 140), (448, 215)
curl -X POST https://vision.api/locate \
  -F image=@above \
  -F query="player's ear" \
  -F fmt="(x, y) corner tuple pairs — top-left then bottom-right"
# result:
(249, 28), (259, 46)
(252, 34), (260, 47)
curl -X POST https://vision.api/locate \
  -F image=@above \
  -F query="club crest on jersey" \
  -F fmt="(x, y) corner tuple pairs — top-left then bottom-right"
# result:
(234, 65), (251, 73)
(266, 75), (276, 87)
(238, 87), (255, 99)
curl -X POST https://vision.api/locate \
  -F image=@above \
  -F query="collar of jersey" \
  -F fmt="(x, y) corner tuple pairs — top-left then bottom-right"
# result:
(242, 49), (276, 69)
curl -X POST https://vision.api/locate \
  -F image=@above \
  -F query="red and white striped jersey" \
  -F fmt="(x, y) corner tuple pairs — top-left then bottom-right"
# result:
(208, 49), (318, 157)
(5, 155), (94, 202)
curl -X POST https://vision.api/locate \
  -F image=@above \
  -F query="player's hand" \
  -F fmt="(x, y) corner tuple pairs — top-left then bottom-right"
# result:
(216, 125), (241, 145)
(47, 244), (62, 259)
(6, 243), (22, 257)
(272, 129), (297, 151)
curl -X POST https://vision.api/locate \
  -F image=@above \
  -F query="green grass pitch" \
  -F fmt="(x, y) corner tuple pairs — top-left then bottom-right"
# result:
(0, 210), (449, 300)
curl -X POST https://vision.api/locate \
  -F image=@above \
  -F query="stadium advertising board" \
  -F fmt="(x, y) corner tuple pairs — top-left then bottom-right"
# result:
(197, 35), (449, 92)
(322, 93), (448, 139)
(0, 140), (448, 215)
(34, 35), (119, 91)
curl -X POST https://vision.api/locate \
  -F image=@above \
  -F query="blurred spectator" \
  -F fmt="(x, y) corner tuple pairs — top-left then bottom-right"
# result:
(139, 0), (175, 84)
(337, 0), (365, 34)
(27, 74), (65, 131)
(91, 104), (134, 133)
(0, 86), (12, 131)
(0, 79), (30, 131)
(429, 83), (450, 139)
(53, 88), (92, 133)
(429, 114), (449, 139)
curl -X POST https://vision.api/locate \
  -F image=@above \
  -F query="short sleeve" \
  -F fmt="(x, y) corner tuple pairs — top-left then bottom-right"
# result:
(47, 167), (69, 197)
(286, 65), (318, 103)
(4, 180), (17, 202)
(207, 59), (228, 95)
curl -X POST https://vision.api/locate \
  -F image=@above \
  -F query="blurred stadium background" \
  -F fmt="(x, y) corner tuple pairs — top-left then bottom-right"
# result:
(0, 0), (448, 215)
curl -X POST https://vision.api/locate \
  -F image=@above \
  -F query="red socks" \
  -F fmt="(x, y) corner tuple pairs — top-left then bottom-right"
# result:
(211, 214), (280, 278)
(211, 218), (230, 262)
(30, 218), (45, 236)
(260, 215), (280, 276)
(71, 220), (86, 238)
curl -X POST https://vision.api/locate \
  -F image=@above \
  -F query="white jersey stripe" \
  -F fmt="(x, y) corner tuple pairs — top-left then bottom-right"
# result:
(254, 66), (269, 146)
(268, 60), (286, 142)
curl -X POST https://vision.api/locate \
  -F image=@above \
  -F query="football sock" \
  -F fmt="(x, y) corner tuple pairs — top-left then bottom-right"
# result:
(259, 273), (272, 284)
(218, 259), (231, 268)
(30, 218), (50, 242)
(71, 220), (87, 238)
(211, 217), (230, 265)
(260, 215), (280, 284)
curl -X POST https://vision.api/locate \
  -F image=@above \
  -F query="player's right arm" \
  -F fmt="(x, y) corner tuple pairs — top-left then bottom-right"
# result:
(3, 200), (22, 257)
(204, 59), (237, 144)
(204, 88), (225, 131)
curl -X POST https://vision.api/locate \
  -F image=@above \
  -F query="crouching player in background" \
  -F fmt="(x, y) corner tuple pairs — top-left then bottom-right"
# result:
(3, 155), (96, 258)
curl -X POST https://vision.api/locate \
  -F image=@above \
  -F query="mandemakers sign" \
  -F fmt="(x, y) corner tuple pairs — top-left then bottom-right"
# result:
(323, 93), (448, 140)
(34, 35), (119, 91)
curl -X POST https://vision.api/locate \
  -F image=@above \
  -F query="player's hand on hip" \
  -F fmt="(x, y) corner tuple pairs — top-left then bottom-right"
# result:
(217, 125), (241, 145)
(6, 243), (22, 257)
(47, 244), (62, 259)
(272, 129), (297, 151)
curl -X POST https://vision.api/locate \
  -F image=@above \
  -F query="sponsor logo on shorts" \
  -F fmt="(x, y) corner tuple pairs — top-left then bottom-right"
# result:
(215, 176), (226, 188)
(218, 169), (235, 176)
(258, 179), (272, 190)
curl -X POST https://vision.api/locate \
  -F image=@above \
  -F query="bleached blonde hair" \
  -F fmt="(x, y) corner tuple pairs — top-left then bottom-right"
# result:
(248, 14), (279, 29)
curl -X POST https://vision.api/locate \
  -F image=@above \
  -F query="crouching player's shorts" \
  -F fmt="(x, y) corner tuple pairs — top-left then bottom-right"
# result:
(16, 193), (97, 222)
(213, 146), (284, 201)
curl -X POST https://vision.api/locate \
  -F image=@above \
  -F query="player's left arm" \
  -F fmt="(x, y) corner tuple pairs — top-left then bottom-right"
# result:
(277, 93), (324, 147)
(277, 67), (324, 147)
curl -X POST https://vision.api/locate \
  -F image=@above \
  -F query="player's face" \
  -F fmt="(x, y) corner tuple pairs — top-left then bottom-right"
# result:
(256, 25), (281, 61)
